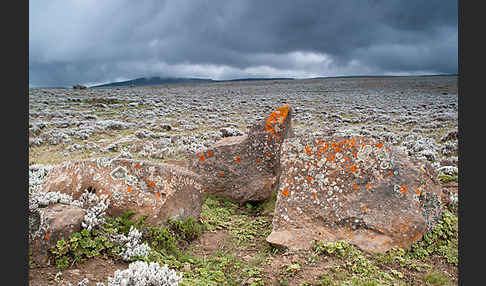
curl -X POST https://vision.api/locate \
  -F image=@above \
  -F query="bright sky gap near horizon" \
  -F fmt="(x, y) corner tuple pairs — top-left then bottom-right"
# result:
(29, 0), (458, 88)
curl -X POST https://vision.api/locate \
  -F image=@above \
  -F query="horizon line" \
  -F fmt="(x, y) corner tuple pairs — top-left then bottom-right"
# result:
(29, 73), (459, 89)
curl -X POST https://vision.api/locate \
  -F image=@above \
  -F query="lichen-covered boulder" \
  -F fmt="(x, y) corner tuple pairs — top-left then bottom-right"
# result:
(40, 158), (204, 225)
(267, 135), (443, 253)
(189, 104), (293, 203)
(29, 203), (86, 265)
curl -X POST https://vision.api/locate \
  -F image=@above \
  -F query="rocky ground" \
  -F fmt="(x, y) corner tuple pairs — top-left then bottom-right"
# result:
(28, 76), (459, 285)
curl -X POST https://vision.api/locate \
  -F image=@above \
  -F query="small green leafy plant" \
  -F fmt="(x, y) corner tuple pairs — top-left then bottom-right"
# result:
(407, 208), (458, 265)
(438, 174), (458, 183)
(50, 228), (120, 270)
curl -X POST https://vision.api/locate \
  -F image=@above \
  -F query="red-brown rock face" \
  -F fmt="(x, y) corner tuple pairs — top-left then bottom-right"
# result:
(267, 135), (443, 253)
(29, 203), (86, 265)
(189, 105), (293, 203)
(40, 158), (204, 225)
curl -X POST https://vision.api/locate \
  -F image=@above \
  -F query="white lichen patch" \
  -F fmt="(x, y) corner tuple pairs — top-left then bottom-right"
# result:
(104, 261), (182, 286)
(96, 157), (113, 169)
(110, 166), (128, 179)
(125, 174), (138, 186)
(112, 226), (153, 262)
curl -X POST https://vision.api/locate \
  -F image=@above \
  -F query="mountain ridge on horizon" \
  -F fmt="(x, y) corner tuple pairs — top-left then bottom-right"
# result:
(90, 74), (458, 88)
(30, 73), (458, 89)
(89, 76), (297, 88)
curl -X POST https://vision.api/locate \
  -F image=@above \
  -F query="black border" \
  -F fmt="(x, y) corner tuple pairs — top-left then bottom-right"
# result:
(23, 1), (468, 285)
(458, 0), (482, 285)
(10, 0), (29, 284)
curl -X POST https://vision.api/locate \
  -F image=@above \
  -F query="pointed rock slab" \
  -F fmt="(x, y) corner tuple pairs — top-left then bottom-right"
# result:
(40, 158), (204, 225)
(267, 136), (443, 253)
(29, 203), (86, 266)
(189, 104), (293, 203)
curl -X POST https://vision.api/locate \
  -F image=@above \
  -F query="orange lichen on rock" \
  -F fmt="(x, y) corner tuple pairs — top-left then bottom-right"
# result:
(265, 104), (291, 138)
(400, 185), (408, 194)
(147, 181), (155, 188)
(282, 188), (290, 197)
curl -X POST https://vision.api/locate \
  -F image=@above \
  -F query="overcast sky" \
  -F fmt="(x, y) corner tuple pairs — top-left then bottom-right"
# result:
(29, 0), (458, 87)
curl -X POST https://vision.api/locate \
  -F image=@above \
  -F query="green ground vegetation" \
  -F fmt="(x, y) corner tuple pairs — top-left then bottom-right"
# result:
(40, 194), (458, 285)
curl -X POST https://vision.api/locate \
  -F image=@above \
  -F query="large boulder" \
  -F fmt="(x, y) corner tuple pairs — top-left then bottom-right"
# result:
(40, 158), (204, 225)
(267, 135), (443, 253)
(29, 203), (86, 265)
(189, 104), (293, 203)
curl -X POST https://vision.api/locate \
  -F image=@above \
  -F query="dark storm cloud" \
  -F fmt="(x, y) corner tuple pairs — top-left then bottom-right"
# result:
(29, 0), (457, 87)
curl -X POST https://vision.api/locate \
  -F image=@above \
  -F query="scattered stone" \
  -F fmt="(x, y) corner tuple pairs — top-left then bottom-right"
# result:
(440, 129), (458, 142)
(220, 127), (244, 138)
(267, 135), (443, 253)
(160, 124), (172, 131)
(97, 120), (131, 130)
(73, 84), (87, 90)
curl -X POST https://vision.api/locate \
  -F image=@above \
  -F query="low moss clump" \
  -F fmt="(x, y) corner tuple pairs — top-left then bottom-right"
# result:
(423, 271), (454, 286)
(313, 241), (397, 285)
(438, 174), (458, 183)
(200, 195), (273, 247)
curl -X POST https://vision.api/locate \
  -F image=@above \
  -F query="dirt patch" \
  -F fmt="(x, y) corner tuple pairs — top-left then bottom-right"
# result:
(260, 250), (342, 285)
(189, 230), (233, 257)
(29, 257), (128, 286)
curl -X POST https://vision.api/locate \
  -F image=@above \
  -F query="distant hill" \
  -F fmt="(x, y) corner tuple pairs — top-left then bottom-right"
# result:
(90, 76), (296, 88)
(88, 74), (457, 88)
(91, 77), (216, 88)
